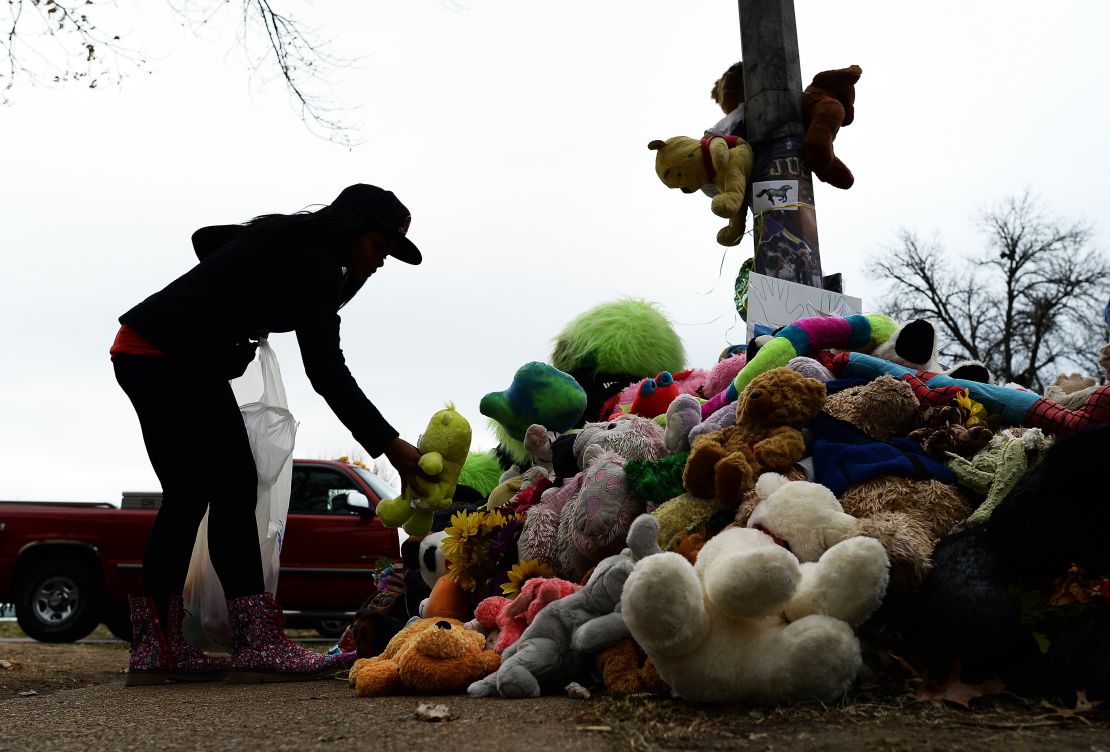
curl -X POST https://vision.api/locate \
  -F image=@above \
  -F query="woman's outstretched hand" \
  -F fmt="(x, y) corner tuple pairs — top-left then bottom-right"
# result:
(383, 437), (435, 496)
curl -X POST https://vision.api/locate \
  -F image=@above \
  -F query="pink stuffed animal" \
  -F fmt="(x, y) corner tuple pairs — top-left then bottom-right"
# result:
(700, 353), (747, 398)
(470, 577), (582, 654)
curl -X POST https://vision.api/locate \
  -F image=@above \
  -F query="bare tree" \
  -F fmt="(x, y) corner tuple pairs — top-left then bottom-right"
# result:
(370, 456), (401, 493)
(870, 191), (1110, 391)
(2, 0), (359, 144)
(330, 449), (400, 493)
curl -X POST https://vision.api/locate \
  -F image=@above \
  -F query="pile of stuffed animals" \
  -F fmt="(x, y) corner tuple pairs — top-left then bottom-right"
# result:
(337, 294), (1110, 709)
(334, 60), (1110, 710)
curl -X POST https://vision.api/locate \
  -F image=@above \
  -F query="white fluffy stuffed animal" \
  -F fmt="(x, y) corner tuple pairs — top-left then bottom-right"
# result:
(621, 473), (889, 704)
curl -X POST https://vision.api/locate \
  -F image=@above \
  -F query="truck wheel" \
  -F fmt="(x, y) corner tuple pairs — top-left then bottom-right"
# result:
(15, 559), (102, 643)
(315, 619), (348, 639)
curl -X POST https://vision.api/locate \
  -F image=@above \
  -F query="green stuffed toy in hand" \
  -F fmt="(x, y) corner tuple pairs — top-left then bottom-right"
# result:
(376, 405), (472, 537)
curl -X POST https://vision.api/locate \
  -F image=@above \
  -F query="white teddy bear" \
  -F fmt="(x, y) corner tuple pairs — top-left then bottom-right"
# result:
(621, 473), (889, 705)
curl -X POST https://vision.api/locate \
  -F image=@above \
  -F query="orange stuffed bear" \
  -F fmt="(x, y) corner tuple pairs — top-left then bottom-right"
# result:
(348, 617), (500, 696)
(596, 638), (670, 696)
(683, 368), (826, 507)
(802, 64), (862, 190)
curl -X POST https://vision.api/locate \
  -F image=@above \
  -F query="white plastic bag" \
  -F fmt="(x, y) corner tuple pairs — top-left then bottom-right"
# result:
(183, 340), (298, 646)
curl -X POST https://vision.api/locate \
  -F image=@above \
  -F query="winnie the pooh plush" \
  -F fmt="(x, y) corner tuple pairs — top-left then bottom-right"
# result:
(348, 617), (501, 696)
(683, 368), (826, 507)
(802, 64), (862, 189)
(648, 134), (754, 246)
(621, 474), (889, 705)
(375, 405), (472, 537)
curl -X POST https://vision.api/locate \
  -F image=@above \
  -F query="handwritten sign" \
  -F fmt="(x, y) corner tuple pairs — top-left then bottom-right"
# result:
(745, 271), (862, 341)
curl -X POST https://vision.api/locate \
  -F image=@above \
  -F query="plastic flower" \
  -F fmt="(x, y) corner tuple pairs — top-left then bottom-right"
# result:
(500, 559), (556, 597)
(442, 510), (488, 569)
(442, 510), (481, 557)
(446, 561), (478, 593)
(489, 517), (523, 560)
(480, 509), (508, 534)
(954, 389), (988, 426)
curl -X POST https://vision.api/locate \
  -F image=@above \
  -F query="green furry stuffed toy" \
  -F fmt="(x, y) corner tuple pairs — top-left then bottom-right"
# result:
(456, 450), (504, 501)
(625, 453), (689, 505)
(480, 361), (587, 469)
(550, 299), (686, 424)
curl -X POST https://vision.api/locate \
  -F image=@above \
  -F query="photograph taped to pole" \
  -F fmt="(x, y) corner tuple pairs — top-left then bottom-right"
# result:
(750, 135), (822, 288)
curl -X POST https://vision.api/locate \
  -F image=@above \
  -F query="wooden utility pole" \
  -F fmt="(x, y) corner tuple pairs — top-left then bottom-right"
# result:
(737, 0), (823, 289)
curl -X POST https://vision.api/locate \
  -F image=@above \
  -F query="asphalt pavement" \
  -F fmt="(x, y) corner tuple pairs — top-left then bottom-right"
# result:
(2, 678), (613, 752)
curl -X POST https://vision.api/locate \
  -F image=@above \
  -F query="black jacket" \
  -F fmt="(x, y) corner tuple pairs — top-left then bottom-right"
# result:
(120, 225), (397, 456)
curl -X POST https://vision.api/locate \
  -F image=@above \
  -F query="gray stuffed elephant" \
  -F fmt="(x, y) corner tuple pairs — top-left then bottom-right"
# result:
(467, 515), (662, 698)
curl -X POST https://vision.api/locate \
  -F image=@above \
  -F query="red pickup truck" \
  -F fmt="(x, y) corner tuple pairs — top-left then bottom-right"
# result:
(0, 459), (400, 643)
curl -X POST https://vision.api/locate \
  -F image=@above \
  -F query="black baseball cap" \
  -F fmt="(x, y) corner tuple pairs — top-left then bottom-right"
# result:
(329, 184), (422, 265)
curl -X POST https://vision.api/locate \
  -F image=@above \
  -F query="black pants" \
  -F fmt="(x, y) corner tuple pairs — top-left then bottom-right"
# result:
(113, 355), (265, 601)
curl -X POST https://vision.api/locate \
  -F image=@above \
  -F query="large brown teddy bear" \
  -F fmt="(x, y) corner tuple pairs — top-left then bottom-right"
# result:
(802, 64), (862, 189)
(683, 368), (826, 507)
(820, 376), (970, 599)
(727, 376), (970, 610)
(348, 617), (501, 697)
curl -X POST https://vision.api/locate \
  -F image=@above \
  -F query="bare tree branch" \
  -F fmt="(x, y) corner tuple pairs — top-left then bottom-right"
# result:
(2, 0), (362, 144)
(371, 456), (401, 494)
(870, 192), (1110, 391)
(2, 0), (142, 100)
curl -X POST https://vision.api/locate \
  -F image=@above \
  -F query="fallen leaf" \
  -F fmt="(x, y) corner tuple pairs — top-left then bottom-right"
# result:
(565, 682), (591, 701)
(1074, 689), (1103, 714)
(886, 652), (922, 679)
(915, 662), (1006, 708)
(1036, 689), (1104, 723)
(414, 703), (450, 722)
(0, 660), (21, 671)
(916, 678), (1006, 708)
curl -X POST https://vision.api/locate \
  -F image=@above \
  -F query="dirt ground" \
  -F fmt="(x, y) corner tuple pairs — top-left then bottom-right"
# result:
(1, 624), (1108, 752)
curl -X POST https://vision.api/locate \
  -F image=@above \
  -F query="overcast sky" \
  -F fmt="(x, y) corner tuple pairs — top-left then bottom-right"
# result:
(2, 1), (1107, 502)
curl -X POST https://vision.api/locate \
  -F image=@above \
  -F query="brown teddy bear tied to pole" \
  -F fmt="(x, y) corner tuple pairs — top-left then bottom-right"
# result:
(802, 64), (862, 190)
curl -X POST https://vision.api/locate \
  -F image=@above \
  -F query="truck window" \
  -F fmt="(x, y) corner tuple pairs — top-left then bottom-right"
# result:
(351, 466), (399, 501)
(289, 467), (361, 515)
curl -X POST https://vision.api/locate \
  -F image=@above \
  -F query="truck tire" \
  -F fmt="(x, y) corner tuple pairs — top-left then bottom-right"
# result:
(15, 559), (102, 643)
(315, 619), (348, 639)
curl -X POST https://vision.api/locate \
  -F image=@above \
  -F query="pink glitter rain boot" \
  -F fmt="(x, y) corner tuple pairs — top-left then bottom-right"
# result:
(124, 595), (173, 686)
(124, 595), (227, 685)
(225, 592), (344, 683)
(162, 595), (229, 680)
